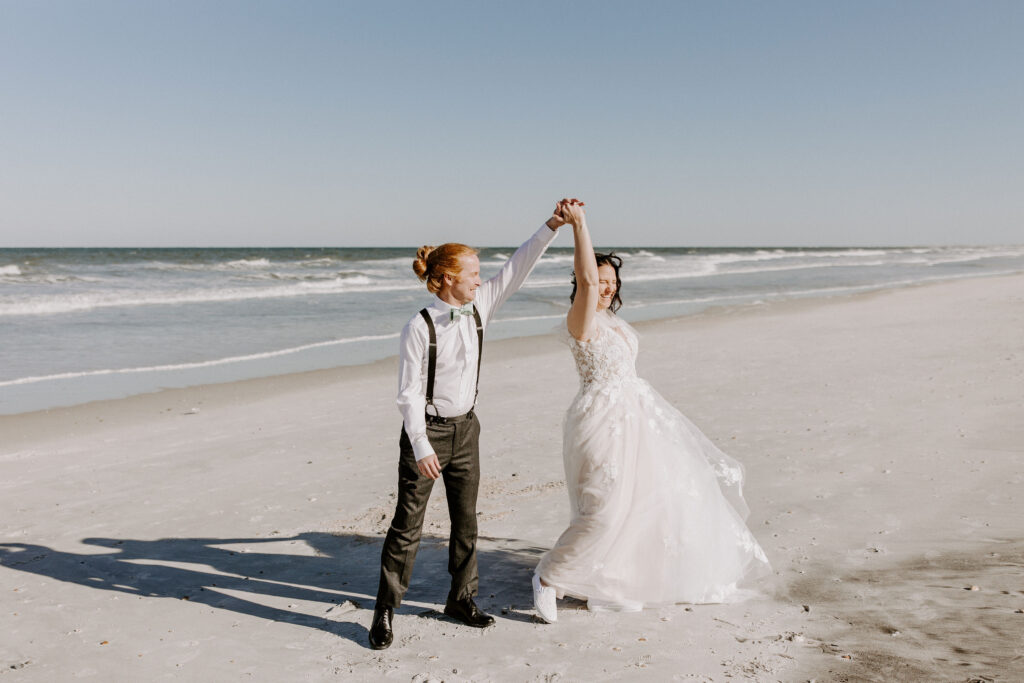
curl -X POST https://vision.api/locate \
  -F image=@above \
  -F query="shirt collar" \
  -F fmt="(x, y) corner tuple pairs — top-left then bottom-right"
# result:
(428, 297), (466, 324)
(430, 297), (456, 312)
(430, 297), (475, 313)
(425, 297), (452, 321)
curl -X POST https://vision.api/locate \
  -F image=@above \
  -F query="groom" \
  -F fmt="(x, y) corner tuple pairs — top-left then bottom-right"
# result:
(369, 202), (570, 649)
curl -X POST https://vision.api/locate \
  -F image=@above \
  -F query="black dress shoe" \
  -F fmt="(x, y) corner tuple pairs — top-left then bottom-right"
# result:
(368, 605), (393, 649)
(443, 597), (495, 628)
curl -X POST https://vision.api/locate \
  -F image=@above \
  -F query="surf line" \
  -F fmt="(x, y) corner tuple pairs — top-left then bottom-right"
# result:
(0, 333), (400, 387)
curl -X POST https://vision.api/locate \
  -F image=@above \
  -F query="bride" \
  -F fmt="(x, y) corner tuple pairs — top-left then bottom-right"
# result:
(532, 200), (771, 621)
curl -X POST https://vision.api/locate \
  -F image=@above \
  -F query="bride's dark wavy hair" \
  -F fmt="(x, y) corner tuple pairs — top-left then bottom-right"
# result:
(570, 252), (623, 313)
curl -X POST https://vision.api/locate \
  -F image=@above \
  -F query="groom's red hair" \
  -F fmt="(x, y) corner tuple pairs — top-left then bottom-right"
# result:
(413, 243), (478, 294)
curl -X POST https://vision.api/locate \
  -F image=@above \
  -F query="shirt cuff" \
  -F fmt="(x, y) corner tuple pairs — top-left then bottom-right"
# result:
(538, 222), (560, 240)
(412, 435), (435, 462)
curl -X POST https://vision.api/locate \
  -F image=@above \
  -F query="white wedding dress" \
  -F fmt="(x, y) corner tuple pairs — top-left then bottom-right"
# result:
(536, 310), (771, 610)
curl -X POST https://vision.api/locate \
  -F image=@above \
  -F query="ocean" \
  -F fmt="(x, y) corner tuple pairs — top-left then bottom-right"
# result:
(2, 243), (1023, 415)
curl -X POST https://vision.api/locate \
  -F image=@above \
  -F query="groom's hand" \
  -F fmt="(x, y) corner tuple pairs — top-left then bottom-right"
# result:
(546, 201), (567, 231)
(546, 198), (584, 230)
(417, 454), (441, 480)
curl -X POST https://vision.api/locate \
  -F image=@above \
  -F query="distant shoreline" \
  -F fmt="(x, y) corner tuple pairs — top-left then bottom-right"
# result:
(4, 268), (1020, 419)
(4, 243), (1023, 415)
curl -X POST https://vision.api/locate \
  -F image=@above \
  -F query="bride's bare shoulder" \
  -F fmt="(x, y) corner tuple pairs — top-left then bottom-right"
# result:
(567, 321), (600, 343)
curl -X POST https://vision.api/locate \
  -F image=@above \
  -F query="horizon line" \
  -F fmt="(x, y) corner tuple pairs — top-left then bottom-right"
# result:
(3, 243), (1020, 250)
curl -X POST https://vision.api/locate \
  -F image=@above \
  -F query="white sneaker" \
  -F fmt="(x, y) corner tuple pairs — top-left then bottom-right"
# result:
(532, 572), (557, 623)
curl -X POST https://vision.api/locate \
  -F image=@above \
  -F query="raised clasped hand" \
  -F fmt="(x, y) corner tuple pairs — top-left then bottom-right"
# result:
(558, 197), (585, 227)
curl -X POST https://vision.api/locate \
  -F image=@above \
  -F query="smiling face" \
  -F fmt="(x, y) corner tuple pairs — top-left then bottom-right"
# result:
(596, 263), (618, 311)
(442, 253), (482, 305)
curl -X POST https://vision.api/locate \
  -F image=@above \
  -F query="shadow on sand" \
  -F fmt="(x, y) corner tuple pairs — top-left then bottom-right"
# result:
(0, 533), (546, 648)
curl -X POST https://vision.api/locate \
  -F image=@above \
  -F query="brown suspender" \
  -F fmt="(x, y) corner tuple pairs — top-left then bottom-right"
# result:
(419, 306), (483, 416)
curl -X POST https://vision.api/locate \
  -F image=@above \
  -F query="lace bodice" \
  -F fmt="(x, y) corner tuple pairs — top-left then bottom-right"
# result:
(568, 312), (639, 389)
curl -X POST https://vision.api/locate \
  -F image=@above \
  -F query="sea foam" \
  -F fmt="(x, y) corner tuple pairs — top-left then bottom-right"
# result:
(0, 277), (417, 316)
(0, 332), (401, 387)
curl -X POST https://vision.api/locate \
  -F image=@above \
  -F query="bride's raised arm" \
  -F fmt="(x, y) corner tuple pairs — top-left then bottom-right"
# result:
(564, 202), (599, 341)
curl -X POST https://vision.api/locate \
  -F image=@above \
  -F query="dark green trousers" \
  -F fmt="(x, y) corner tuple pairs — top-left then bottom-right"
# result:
(375, 411), (481, 608)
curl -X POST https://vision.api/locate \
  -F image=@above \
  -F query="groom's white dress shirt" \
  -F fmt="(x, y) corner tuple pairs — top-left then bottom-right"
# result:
(397, 224), (559, 462)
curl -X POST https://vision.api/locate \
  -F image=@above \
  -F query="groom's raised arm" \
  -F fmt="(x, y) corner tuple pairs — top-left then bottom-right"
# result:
(475, 214), (562, 322)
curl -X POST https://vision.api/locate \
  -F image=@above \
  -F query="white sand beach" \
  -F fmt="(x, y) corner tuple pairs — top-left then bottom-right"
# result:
(2, 274), (1023, 681)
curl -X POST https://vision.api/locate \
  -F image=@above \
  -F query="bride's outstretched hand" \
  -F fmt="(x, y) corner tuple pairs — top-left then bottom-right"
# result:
(560, 197), (586, 228)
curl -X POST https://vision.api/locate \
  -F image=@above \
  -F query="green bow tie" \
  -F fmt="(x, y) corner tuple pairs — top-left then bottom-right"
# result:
(450, 303), (474, 320)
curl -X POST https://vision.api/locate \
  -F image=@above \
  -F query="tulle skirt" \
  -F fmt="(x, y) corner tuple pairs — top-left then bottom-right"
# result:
(536, 376), (771, 610)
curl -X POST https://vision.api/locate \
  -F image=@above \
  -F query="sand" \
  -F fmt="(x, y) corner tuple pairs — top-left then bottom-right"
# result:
(2, 273), (1023, 682)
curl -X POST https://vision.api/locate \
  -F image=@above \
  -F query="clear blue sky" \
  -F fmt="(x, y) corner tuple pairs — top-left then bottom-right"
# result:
(1, 1), (1021, 247)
